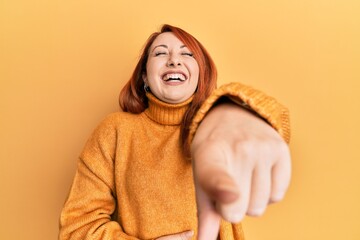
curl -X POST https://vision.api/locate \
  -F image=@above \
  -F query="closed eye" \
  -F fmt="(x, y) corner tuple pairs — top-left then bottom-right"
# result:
(182, 52), (194, 57)
(155, 52), (167, 56)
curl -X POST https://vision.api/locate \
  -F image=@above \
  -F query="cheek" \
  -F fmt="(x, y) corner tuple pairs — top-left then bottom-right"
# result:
(193, 61), (200, 77)
(146, 62), (154, 76)
(145, 64), (158, 82)
(146, 60), (164, 79)
(187, 60), (200, 78)
(193, 66), (200, 83)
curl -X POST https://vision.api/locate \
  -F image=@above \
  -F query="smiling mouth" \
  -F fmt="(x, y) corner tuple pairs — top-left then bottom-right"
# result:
(162, 73), (187, 82)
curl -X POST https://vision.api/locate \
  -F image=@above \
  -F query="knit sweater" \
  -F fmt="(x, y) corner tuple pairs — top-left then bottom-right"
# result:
(59, 82), (290, 240)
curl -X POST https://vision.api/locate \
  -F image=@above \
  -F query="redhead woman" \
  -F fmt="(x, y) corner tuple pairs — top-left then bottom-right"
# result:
(59, 24), (291, 240)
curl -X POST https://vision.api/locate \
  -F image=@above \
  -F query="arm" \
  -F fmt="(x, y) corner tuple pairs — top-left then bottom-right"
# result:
(59, 115), (139, 240)
(189, 83), (291, 240)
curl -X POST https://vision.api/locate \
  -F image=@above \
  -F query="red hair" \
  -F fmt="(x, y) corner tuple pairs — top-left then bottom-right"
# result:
(119, 24), (217, 157)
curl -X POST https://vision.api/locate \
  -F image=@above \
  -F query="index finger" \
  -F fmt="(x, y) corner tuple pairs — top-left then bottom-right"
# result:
(196, 179), (221, 240)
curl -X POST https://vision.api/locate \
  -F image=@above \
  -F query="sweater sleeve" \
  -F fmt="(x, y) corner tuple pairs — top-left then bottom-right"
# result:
(59, 115), (140, 240)
(188, 82), (290, 145)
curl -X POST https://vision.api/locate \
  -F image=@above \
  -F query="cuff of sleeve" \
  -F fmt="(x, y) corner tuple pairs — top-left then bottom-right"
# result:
(188, 82), (291, 145)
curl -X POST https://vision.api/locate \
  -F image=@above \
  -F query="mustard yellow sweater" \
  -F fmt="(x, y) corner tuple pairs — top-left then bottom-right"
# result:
(59, 83), (290, 240)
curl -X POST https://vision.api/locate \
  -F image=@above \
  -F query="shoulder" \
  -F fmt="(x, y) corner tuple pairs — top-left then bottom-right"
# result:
(82, 111), (142, 154)
(100, 111), (137, 124)
(95, 111), (142, 133)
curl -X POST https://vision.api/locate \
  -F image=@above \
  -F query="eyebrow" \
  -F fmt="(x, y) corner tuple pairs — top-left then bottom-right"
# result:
(151, 44), (187, 52)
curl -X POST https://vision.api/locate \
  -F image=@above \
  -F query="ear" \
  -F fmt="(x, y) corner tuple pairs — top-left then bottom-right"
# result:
(142, 73), (147, 84)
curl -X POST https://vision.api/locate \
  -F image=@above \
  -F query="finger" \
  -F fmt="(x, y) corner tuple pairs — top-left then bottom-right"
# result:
(199, 169), (239, 204)
(196, 182), (221, 240)
(194, 140), (256, 223)
(270, 147), (291, 203)
(156, 230), (194, 240)
(193, 141), (239, 204)
(246, 164), (271, 216)
(215, 164), (252, 223)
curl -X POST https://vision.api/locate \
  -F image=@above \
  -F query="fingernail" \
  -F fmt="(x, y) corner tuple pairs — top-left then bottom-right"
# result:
(216, 183), (239, 203)
(247, 208), (265, 217)
(227, 212), (244, 223)
(270, 192), (285, 203)
(217, 183), (238, 194)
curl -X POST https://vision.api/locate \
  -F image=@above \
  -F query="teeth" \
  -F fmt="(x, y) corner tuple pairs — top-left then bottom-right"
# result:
(163, 73), (186, 81)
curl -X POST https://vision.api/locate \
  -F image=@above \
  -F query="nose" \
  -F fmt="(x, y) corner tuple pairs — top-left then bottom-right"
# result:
(167, 54), (181, 67)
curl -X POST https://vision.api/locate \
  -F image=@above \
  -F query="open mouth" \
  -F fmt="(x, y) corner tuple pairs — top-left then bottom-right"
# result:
(162, 73), (187, 82)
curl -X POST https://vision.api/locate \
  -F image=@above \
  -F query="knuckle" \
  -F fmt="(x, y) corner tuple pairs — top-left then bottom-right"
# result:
(248, 197), (269, 217)
(253, 189), (270, 201)
(227, 211), (245, 223)
(219, 202), (246, 223)
(233, 140), (256, 159)
(247, 207), (266, 217)
(270, 192), (285, 203)
(234, 139), (255, 151)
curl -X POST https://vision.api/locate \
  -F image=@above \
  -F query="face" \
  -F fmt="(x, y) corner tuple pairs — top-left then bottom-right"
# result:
(143, 32), (200, 104)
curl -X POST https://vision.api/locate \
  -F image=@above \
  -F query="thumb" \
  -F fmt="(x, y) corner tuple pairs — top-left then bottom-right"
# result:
(199, 169), (239, 204)
(194, 142), (239, 204)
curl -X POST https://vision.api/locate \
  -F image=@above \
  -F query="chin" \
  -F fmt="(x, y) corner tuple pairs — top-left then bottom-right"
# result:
(163, 96), (186, 104)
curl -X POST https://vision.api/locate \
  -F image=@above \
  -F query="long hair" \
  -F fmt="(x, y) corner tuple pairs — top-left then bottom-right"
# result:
(119, 24), (217, 157)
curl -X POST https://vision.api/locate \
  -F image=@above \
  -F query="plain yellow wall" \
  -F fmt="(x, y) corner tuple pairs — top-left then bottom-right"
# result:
(1, 0), (359, 239)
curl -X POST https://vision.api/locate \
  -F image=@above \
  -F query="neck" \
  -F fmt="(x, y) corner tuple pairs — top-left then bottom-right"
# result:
(144, 93), (193, 125)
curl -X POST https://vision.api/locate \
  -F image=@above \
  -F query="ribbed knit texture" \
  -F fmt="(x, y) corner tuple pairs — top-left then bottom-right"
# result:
(144, 92), (193, 125)
(189, 82), (290, 145)
(59, 82), (290, 240)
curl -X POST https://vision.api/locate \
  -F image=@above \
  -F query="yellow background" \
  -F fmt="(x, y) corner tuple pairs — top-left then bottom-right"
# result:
(1, 0), (359, 239)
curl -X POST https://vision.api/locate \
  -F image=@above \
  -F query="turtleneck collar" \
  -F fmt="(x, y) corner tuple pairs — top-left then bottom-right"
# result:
(144, 93), (194, 126)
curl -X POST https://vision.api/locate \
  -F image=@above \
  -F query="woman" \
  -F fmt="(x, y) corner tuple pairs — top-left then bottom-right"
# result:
(59, 24), (291, 240)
